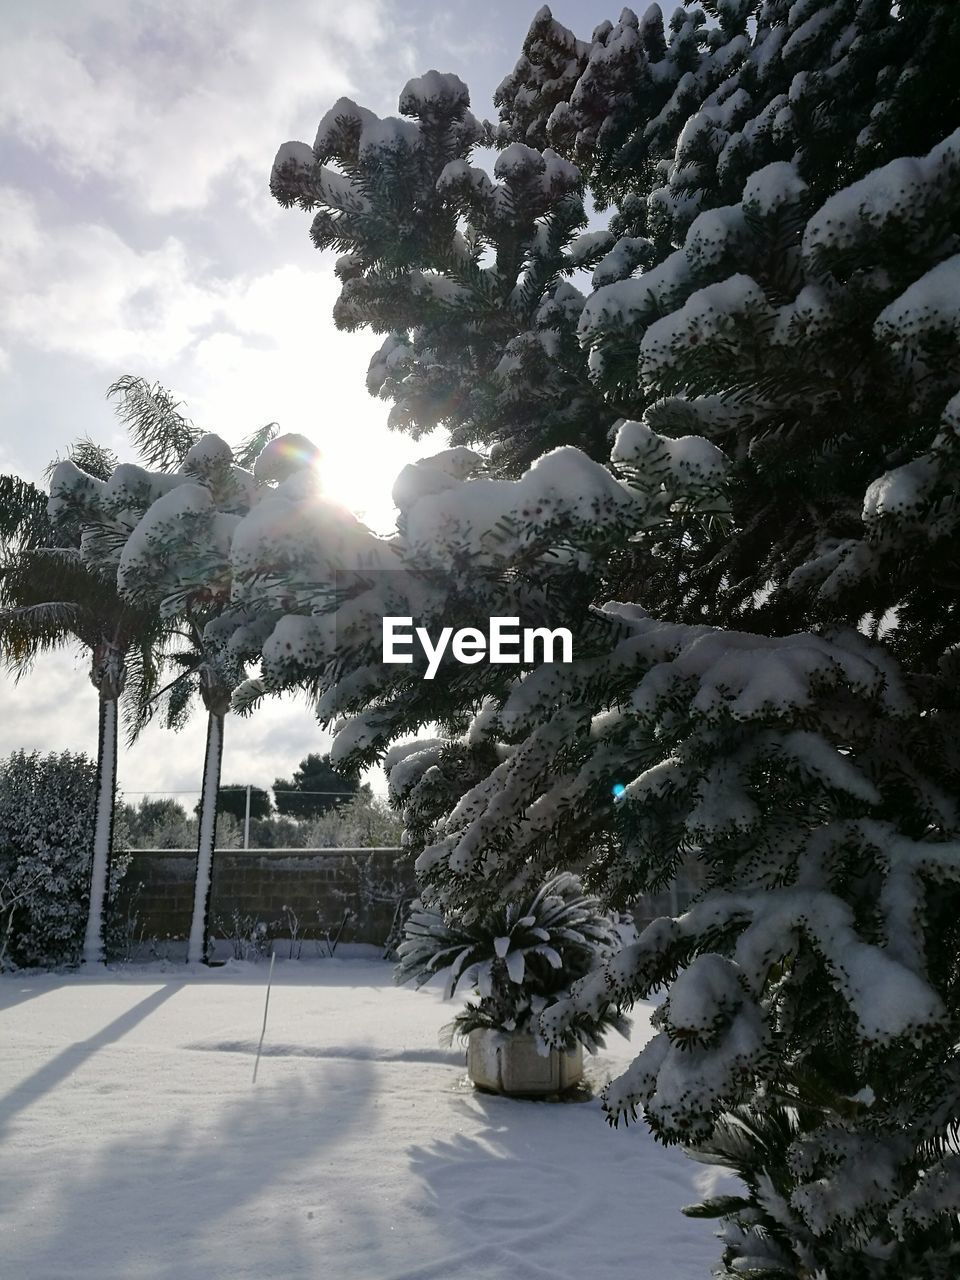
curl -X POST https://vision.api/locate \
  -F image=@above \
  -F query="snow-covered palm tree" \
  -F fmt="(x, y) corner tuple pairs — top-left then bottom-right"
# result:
(136, 604), (248, 964)
(95, 377), (280, 963)
(0, 442), (167, 965)
(39, 380), (283, 964)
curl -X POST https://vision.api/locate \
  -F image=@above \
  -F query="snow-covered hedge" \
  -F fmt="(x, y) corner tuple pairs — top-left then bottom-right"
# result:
(0, 751), (129, 969)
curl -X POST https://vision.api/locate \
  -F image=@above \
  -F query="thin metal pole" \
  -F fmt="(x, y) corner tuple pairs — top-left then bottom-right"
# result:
(243, 784), (251, 851)
(253, 950), (276, 1084)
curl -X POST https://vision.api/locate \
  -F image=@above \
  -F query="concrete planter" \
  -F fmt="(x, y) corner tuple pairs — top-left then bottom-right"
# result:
(466, 1027), (583, 1097)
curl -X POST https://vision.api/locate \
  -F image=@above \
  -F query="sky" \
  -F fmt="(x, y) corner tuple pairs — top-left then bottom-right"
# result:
(0, 0), (610, 802)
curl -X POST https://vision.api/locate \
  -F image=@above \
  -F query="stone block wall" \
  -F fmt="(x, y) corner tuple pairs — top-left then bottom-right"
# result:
(116, 847), (414, 949)
(116, 844), (697, 953)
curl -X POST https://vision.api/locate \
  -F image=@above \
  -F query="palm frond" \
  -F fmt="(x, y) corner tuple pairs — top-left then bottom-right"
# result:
(234, 421), (280, 470)
(0, 475), (51, 553)
(69, 436), (119, 481)
(164, 666), (197, 730)
(44, 436), (119, 484)
(5, 601), (83, 627)
(232, 677), (268, 716)
(1, 546), (111, 619)
(0, 602), (82, 673)
(30, 546), (82, 566)
(107, 374), (200, 471)
(0, 541), (166, 663)
(121, 638), (166, 745)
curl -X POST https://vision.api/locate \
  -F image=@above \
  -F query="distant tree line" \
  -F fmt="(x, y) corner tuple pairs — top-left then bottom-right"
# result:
(119, 752), (401, 850)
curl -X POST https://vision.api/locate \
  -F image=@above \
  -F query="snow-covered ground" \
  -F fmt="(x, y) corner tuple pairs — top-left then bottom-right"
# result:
(0, 955), (726, 1279)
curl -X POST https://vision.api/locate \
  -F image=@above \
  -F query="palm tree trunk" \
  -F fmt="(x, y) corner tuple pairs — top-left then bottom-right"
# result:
(83, 631), (126, 967)
(187, 709), (224, 964)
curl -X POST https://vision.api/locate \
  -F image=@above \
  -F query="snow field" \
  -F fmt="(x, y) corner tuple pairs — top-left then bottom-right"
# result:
(0, 958), (725, 1280)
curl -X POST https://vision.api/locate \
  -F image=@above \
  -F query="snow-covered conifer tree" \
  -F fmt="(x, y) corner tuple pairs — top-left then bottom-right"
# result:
(270, 71), (619, 472)
(252, 3), (960, 1270)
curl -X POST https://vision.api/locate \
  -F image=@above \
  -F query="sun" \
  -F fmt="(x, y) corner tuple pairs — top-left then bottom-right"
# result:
(308, 423), (448, 535)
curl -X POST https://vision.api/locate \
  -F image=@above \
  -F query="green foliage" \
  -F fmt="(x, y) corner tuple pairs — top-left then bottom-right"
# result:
(119, 797), (193, 849)
(273, 752), (360, 819)
(208, 785), (273, 823)
(0, 475), (50, 554)
(242, 814), (302, 849)
(106, 375), (199, 472)
(302, 790), (402, 848)
(397, 872), (629, 1050)
(116, 789), (401, 851)
(0, 750), (129, 969)
(253, 3), (960, 1272)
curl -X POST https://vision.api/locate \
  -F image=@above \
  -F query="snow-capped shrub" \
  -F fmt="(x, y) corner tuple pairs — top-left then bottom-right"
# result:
(0, 751), (129, 969)
(396, 872), (629, 1051)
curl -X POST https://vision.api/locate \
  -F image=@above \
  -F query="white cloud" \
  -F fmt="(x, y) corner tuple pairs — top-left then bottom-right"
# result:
(0, 0), (409, 214)
(0, 187), (226, 363)
(0, 192), (440, 524)
(0, 0), (452, 793)
(0, 649), (344, 800)
(0, 651), (97, 761)
(118, 691), (335, 800)
(182, 264), (444, 528)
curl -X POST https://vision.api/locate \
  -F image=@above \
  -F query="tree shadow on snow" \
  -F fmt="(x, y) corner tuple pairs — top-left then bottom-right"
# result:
(184, 1038), (463, 1066)
(1, 1058), (381, 1280)
(0, 974), (66, 1012)
(404, 1091), (719, 1280)
(0, 981), (183, 1136)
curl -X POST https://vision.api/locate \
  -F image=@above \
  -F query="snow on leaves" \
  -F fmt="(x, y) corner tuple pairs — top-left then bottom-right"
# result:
(52, 6), (954, 1272)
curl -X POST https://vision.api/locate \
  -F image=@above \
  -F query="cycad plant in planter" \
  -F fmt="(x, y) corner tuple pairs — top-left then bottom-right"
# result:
(396, 872), (629, 1096)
